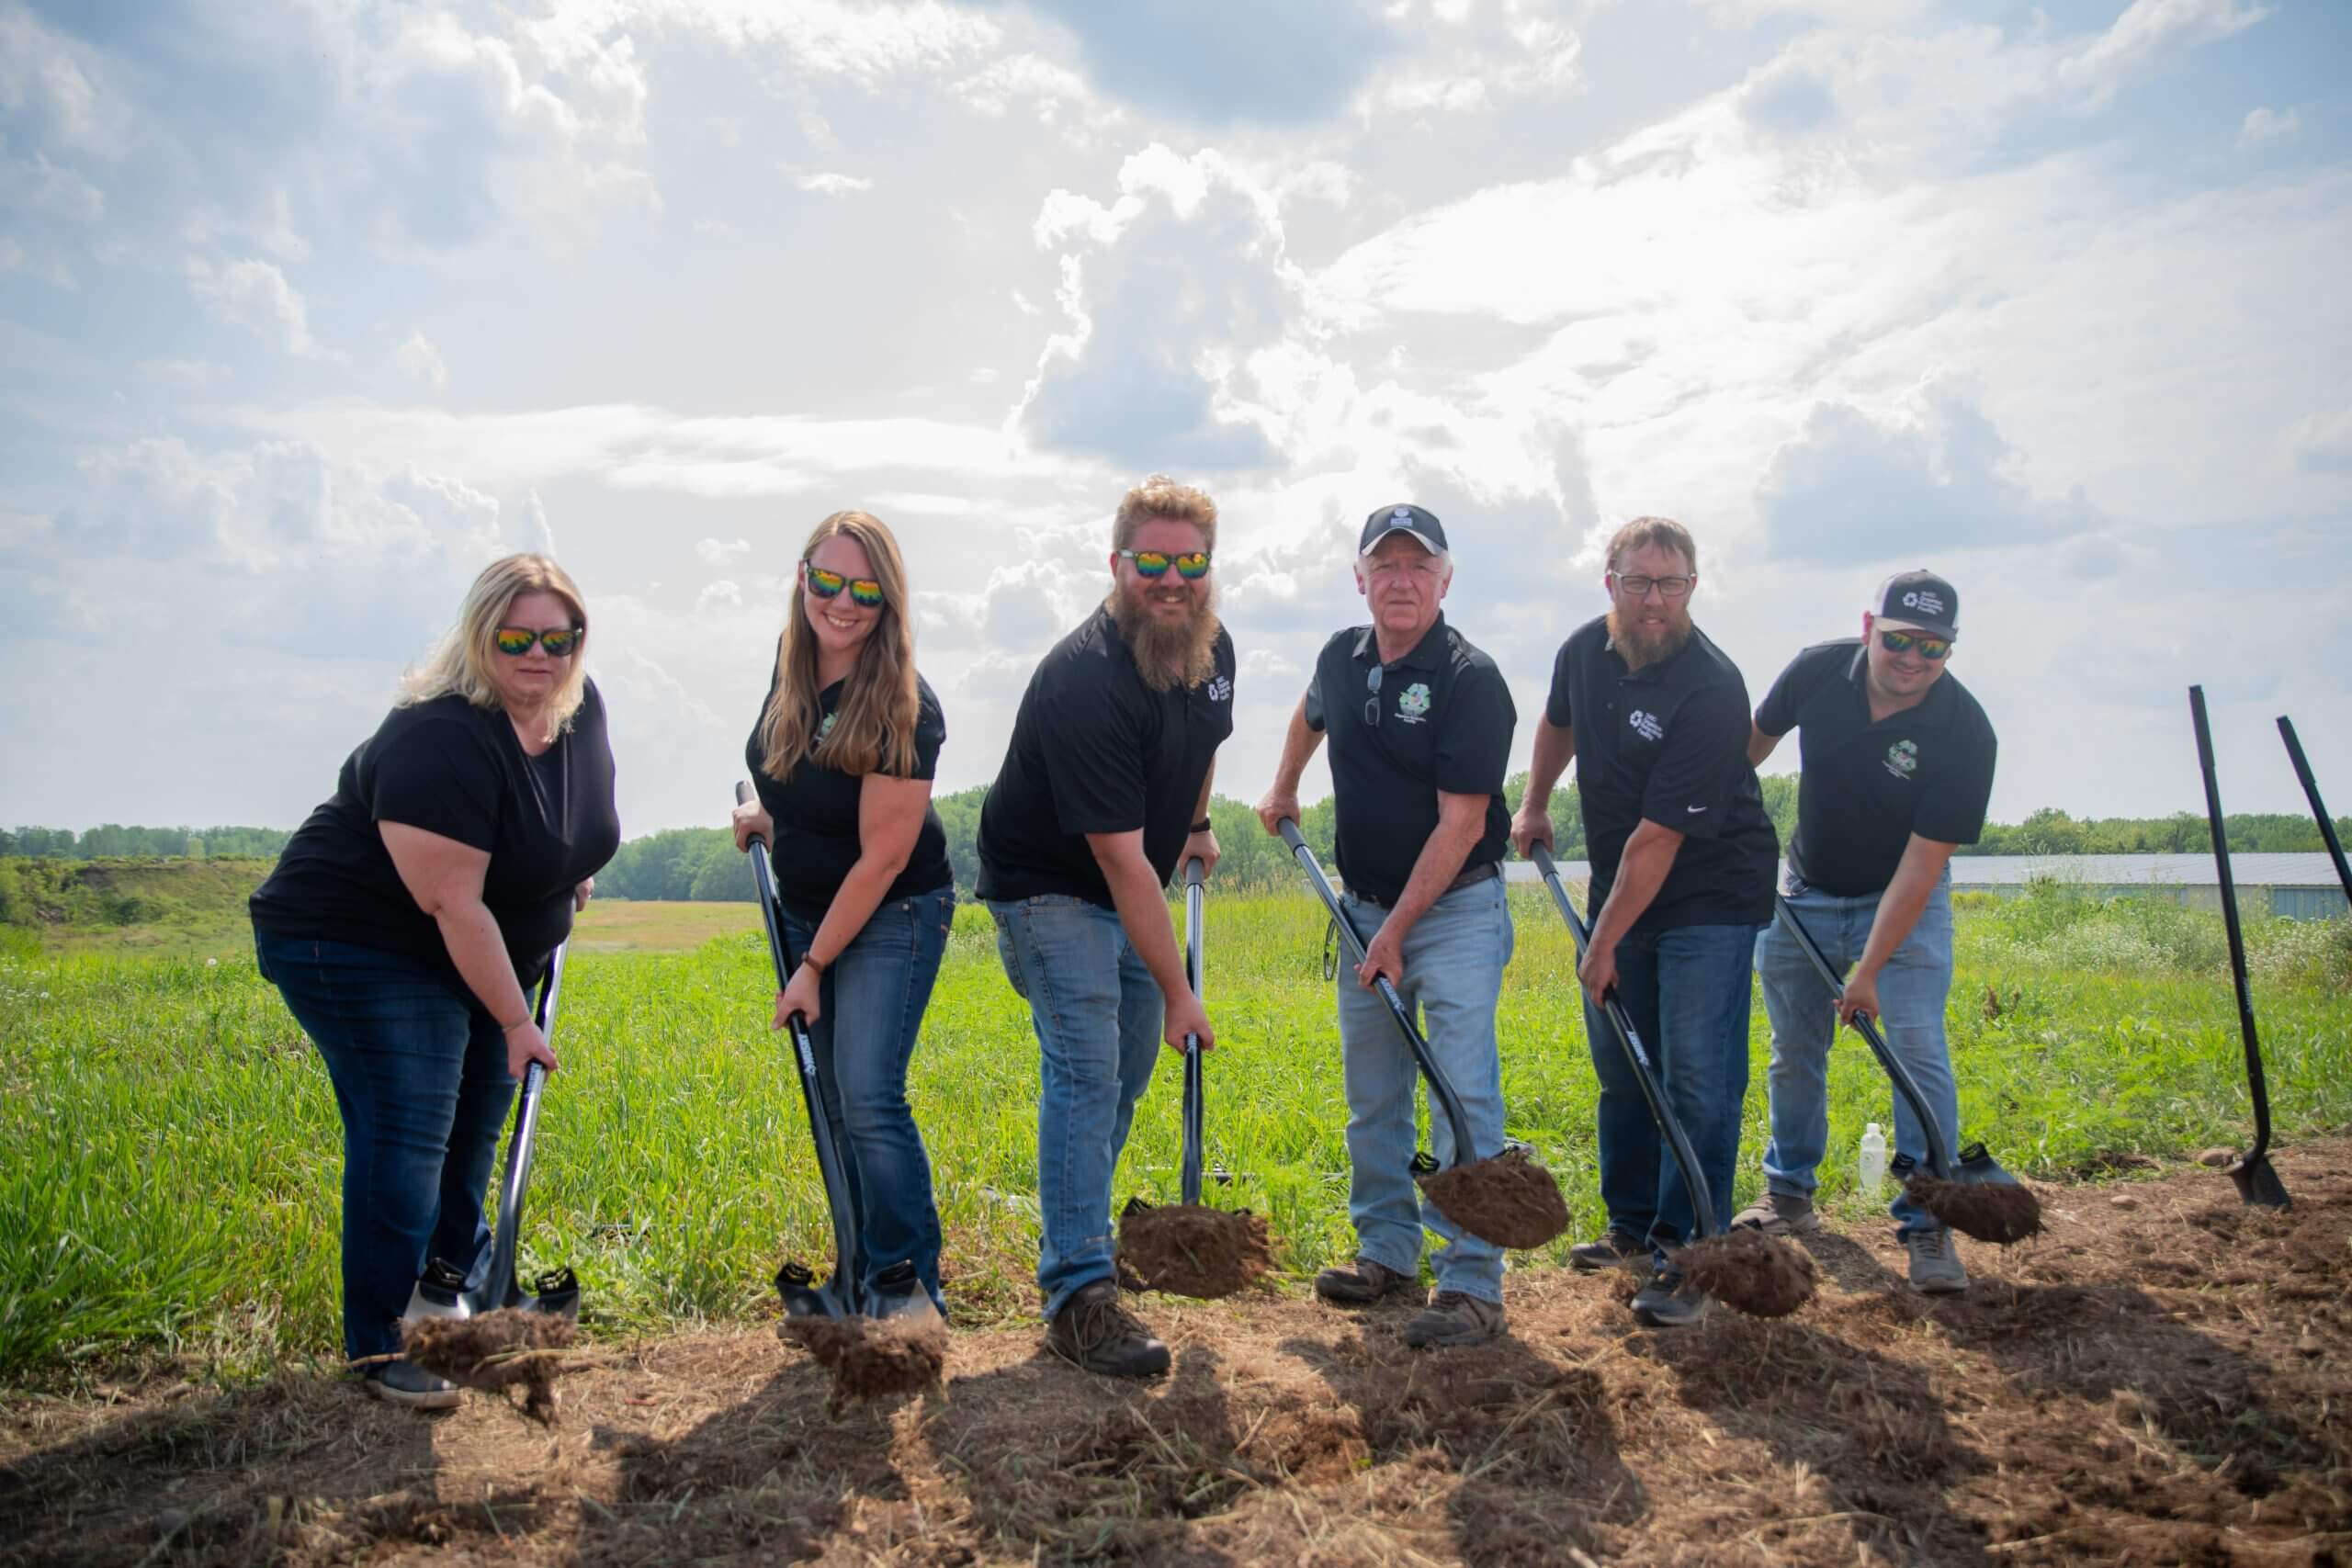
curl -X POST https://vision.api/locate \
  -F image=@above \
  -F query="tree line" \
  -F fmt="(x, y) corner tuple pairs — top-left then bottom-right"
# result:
(0, 825), (294, 860)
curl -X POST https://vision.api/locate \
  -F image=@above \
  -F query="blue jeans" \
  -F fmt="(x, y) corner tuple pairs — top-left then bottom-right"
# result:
(1755, 875), (1959, 1236)
(1335, 877), (1514, 1303)
(252, 930), (514, 1360)
(988, 895), (1166, 1320)
(1584, 921), (1759, 1260)
(782, 886), (954, 1314)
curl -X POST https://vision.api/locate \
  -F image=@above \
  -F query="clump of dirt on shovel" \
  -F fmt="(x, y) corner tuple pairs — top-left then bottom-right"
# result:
(1117, 1202), (1273, 1299)
(1678, 1229), (1818, 1318)
(779, 1315), (948, 1416)
(1907, 1177), (2046, 1245)
(1416, 1146), (1570, 1249)
(401, 1310), (576, 1424)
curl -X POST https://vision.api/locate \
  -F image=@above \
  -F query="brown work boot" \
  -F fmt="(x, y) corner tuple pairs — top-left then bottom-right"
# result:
(1046, 1280), (1170, 1379)
(1403, 1290), (1504, 1348)
(1313, 1257), (1417, 1306)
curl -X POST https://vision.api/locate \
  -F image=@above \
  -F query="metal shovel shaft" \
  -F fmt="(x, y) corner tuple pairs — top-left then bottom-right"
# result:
(1181, 856), (1206, 1208)
(475, 942), (567, 1313)
(2278, 716), (2352, 908)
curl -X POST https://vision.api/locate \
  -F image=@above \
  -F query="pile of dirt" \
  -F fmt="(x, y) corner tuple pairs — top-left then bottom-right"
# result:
(1679, 1228), (1819, 1317)
(1116, 1201), (1273, 1298)
(401, 1310), (575, 1424)
(1415, 1145), (1570, 1248)
(777, 1314), (948, 1416)
(1908, 1176), (2047, 1244)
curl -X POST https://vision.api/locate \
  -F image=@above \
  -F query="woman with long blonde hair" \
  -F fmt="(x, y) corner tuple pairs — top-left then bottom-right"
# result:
(730, 509), (955, 1318)
(250, 553), (620, 1408)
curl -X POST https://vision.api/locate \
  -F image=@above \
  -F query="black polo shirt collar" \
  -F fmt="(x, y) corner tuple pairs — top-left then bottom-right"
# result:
(1350, 614), (1452, 671)
(1841, 641), (1960, 728)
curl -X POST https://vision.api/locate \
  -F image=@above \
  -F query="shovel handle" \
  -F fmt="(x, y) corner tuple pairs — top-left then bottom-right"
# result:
(2278, 716), (2352, 909)
(1181, 855), (1207, 1208)
(2191, 689), (2274, 1165)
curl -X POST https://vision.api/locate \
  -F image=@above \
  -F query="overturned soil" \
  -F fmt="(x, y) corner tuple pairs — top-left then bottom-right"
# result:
(1417, 1145), (1572, 1249)
(401, 1311), (576, 1425)
(1679, 1227), (1819, 1318)
(1118, 1201), (1275, 1299)
(1908, 1176), (2048, 1246)
(6, 1140), (2350, 1566)
(777, 1316), (949, 1416)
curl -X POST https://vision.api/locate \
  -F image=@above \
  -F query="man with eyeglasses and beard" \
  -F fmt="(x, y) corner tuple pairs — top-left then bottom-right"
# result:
(978, 476), (1235, 1379)
(1510, 517), (1778, 1329)
(1738, 570), (1996, 1296)
(1255, 504), (1519, 1349)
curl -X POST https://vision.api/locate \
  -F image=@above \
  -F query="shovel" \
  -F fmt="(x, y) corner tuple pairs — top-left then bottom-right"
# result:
(1277, 819), (1566, 1250)
(1771, 898), (2042, 1244)
(737, 781), (876, 1315)
(2278, 716), (2352, 909)
(2191, 688), (2292, 1210)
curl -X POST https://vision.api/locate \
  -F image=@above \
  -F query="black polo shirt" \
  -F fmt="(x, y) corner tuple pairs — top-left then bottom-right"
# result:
(977, 607), (1236, 908)
(1545, 615), (1777, 931)
(1754, 638), (1997, 896)
(1303, 614), (1514, 907)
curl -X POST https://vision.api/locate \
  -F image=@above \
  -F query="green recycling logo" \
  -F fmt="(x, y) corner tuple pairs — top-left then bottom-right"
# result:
(1397, 682), (1432, 724)
(1883, 738), (1917, 780)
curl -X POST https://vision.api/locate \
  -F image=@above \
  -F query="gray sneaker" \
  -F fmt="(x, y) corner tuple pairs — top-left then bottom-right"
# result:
(1629, 1269), (1710, 1329)
(1905, 1228), (1970, 1295)
(1567, 1229), (1653, 1274)
(364, 1359), (461, 1411)
(1730, 1192), (1822, 1236)
(1403, 1290), (1503, 1348)
(1314, 1257), (1416, 1306)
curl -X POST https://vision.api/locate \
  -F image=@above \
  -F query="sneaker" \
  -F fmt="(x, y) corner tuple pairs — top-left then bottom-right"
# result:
(1905, 1228), (1970, 1295)
(1313, 1257), (1417, 1306)
(1630, 1269), (1710, 1329)
(1568, 1229), (1653, 1274)
(363, 1359), (461, 1411)
(1403, 1291), (1503, 1348)
(1046, 1280), (1170, 1379)
(1730, 1192), (1822, 1236)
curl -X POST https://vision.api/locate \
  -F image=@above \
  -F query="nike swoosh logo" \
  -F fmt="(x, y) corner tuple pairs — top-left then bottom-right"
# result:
(1686, 805), (1708, 814)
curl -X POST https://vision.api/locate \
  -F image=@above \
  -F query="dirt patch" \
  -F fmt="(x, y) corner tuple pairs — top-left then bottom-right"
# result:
(1906, 1176), (2047, 1244)
(401, 1310), (575, 1424)
(1116, 1201), (1273, 1299)
(778, 1314), (948, 1415)
(1678, 1228), (1818, 1318)
(1415, 1146), (1569, 1249)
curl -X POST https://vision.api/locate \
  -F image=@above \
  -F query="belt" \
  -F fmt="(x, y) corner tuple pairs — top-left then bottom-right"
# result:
(1351, 860), (1498, 910)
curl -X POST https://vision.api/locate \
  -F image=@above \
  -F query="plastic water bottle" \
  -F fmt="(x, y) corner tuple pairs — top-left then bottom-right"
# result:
(1858, 1122), (1889, 1198)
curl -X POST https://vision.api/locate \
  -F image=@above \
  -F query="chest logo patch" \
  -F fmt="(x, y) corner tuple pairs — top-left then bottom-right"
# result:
(819, 711), (837, 739)
(1204, 674), (1232, 703)
(1884, 738), (1917, 780)
(1397, 682), (1432, 723)
(1629, 708), (1663, 742)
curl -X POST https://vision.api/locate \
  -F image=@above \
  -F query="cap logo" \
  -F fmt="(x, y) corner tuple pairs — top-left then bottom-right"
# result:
(1901, 589), (1946, 616)
(1391, 507), (1415, 524)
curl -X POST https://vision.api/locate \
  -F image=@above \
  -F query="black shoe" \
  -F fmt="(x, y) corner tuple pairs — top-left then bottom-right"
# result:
(364, 1359), (461, 1410)
(1313, 1257), (1416, 1306)
(1568, 1229), (1653, 1275)
(1046, 1280), (1170, 1379)
(1629, 1269), (1709, 1329)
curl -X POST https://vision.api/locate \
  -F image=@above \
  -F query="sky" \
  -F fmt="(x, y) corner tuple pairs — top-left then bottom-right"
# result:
(3, 0), (2348, 839)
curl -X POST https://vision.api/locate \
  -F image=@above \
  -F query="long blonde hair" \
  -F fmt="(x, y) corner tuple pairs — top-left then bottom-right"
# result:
(759, 511), (919, 780)
(398, 553), (591, 742)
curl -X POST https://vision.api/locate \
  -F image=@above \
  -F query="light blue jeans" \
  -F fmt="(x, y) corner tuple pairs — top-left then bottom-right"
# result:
(1754, 874), (1959, 1236)
(988, 895), (1166, 1320)
(1334, 876), (1513, 1303)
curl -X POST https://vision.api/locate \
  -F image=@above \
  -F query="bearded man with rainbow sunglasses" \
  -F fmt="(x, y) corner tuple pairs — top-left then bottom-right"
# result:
(1739, 570), (1998, 1297)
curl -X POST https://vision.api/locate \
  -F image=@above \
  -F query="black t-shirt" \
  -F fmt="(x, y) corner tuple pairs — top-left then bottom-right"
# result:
(745, 668), (954, 920)
(1755, 639), (1998, 896)
(1303, 614), (1514, 906)
(977, 607), (1236, 908)
(250, 680), (622, 1002)
(1545, 616), (1778, 931)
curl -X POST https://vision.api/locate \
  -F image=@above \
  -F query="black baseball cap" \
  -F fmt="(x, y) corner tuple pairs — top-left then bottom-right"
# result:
(1359, 502), (1447, 557)
(1873, 570), (1959, 642)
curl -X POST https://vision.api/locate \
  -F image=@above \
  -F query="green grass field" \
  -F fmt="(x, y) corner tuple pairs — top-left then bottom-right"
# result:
(1, 882), (2346, 1382)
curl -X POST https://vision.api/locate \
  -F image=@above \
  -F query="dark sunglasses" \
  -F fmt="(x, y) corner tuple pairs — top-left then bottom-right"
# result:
(1363, 663), (1384, 728)
(1117, 548), (1212, 581)
(494, 625), (582, 658)
(806, 563), (885, 607)
(1880, 629), (1951, 660)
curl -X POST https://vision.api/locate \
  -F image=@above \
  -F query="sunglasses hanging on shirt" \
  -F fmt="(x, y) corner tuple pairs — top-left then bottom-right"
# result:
(1363, 663), (1384, 728)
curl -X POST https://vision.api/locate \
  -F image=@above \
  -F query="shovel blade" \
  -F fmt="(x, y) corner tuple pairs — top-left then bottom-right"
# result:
(2227, 1153), (2292, 1210)
(776, 1258), (858, 1318)
(520, 1266), (581, 1322)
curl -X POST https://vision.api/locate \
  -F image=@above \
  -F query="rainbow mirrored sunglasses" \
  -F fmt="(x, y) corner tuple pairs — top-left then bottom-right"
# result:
(1879, 629), (1951, 660)
(805, 563), (885, 607)
(1116, 548), (1213, 580)
(493, 625), (582, 657)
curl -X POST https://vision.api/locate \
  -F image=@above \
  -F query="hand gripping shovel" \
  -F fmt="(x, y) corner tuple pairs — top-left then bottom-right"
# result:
(1278, 819), (1567, 1249)
(1115, 858), (1272, 1298)
(1770, 898), (2043, 1245)
(2192, 689), (2292, 1210)
(1533, 845), (1815, 1316)
(2278, 715), (2352, 911)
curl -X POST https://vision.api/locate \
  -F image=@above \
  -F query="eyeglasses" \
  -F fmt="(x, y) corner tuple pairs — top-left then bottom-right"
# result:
(1363, 664), (1384, 728)
(1879, 629), (1951, 660)
(1117, 548), (1213, 581)
(494, 625), (582, 658)
(1611, 573), (1694, 599)
(805, 563), (885, 607)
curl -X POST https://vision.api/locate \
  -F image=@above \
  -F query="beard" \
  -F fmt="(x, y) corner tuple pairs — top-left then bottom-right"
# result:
(1108, 581), (1222, 694)
(1607, 607), (1692, 671)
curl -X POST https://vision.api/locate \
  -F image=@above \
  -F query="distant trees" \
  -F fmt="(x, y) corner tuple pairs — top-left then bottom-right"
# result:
(0, 825), (292, 860)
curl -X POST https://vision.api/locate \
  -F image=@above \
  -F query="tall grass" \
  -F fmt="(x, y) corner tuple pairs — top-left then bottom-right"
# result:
(3, 887), (2347, 1380)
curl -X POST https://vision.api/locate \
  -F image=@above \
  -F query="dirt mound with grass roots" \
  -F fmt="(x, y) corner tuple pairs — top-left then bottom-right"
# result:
(1679, 1227), (1819, 1318)
(400, 1310), (576, 1424)
(1907, 1176), (2048, 1245)
(778, 1314), (948, 1416)
(1415, 1145), (1571, 1248)
(1117, 1201), (1274, 1298)
(6, 1141), (2348, 1566)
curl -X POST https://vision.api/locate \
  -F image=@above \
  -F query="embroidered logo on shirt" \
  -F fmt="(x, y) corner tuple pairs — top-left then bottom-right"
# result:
(1883, 738), (1918, 780)
(818, 711), (837, 739)
(1629, 709), (1663, 741)
(1901, 590), (1946, 617)
(1204, 674), (1232, 703)
(1397, 682), (1432, 723)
